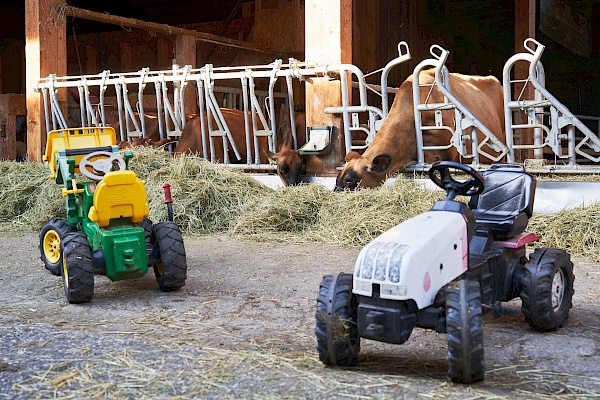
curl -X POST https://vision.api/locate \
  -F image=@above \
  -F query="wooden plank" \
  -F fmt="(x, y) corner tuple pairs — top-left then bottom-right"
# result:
(254, 3), (304, 56)
(59, 5), (271, 54)
(176, 34), (197, 115)
(304, 0), (352, 175)
(157, 38), (172, 70)
(25, 0), (67, 162)
(0, 94), (26, 161)
(120, 42), (132, 72)
(515, 0), (536, 159)
(353, 1), (379, 108)
(85, 44), (98, 74)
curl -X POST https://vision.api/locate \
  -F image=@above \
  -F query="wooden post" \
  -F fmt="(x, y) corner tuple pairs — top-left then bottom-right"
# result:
(515, 0), (536, 158)
(0, 57), (3, 94)
(85, 44), (98, 74)
(157, 38), (172, 70)
(176, 34), (197, 116)
(304, 0), (352, 176)
(120, 42), (132, 72)
(25, 0), (67, 162)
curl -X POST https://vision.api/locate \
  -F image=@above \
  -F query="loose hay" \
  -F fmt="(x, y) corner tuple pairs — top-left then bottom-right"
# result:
(2, 147), (600, 261)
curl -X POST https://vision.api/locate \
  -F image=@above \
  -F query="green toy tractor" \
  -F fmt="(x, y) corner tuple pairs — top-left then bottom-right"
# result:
(39, 127), (187, 303)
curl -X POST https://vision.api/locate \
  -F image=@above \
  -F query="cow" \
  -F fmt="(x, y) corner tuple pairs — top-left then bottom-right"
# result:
(173, 108), (269, 164)
(335, 69), (506, 190)
(265, 112), (306, 186)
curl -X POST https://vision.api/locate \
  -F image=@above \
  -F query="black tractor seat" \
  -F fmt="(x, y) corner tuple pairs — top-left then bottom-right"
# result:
(468, 164), (536, 241)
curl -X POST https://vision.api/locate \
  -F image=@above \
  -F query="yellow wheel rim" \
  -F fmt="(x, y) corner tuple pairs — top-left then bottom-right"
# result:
(43, 230), (61, 264)
(62, 257), (69, 288)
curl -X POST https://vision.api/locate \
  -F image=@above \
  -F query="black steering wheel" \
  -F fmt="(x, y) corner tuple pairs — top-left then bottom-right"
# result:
(428, 161), (484, 199)
(80, 151), (126, 181)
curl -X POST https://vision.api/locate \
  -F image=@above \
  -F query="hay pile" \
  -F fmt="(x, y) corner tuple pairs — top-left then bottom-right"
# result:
(1, 147), (600, 261)
(0, 162), (63, 233)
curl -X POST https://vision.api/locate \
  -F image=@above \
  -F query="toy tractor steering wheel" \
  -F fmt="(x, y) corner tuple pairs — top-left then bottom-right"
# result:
(80, 151), (127, 181)
(429, 161), (485, 199)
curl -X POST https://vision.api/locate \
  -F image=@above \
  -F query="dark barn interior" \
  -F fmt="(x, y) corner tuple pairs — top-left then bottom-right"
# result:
(0, 0), (599, 165)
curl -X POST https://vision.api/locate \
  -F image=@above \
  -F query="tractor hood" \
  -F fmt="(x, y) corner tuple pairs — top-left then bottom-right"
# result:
(353, 210), (468, 309)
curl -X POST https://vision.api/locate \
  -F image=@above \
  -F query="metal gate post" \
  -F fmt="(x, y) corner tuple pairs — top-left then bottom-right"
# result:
(285, 72), (297, 149)
(381, 41), (411, 118)
(41, 87), (51, 134)
(137, 69), (148, 137)
(267, 60), (282, 152)
(154, 80), (165, 141)
(77, 84), (86, 127)
(241, 75), (252, 164)
(195, 77), (208, 159)
(99, 71), (109, 128)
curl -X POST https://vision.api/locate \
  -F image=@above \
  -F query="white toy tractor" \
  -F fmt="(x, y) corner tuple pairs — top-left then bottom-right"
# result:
(315, 161), (574, 383)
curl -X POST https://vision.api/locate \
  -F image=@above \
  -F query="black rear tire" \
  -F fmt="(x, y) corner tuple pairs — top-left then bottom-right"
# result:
(39, 218), (73, 276)
(152, 222), (187, 291)
(137, 217), (153, 257)
(520, 248), (574, 331)
(315, 273), (360, 366)
(446, 279), (485, 384)
(61, 232), (94, 303)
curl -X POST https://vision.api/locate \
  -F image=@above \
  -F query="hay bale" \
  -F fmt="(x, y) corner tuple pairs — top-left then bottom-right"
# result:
(1, 147), (600, 261)
(0, 162), (63, 233)
(232, 178), (443, 247)
(310, 179), (443, 247)
(232, 184), (331, 240)
(129, 148), (271, 234)
(530, 204), (600, 262)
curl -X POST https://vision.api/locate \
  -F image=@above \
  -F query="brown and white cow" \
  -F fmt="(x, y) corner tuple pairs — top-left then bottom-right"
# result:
(335, 69), (505, 190)
(265, 112), (306, 186)
(173, 108), (269, 164)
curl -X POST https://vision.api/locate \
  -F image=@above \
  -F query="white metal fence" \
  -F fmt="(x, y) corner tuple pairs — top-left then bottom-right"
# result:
(35, 38), (600, 173)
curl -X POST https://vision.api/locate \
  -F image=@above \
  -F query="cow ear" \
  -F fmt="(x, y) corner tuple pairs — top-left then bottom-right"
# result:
(369, 154), (392, 173)
(264, 149), (278, 162)
(345, 151), (361, 162)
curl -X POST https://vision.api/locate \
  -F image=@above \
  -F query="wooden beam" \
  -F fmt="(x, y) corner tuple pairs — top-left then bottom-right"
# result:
(26, 0), (67, 162)
(304, 0), (352, 176)
(176, 34), (197, 115)
(57, 4), (270, 54)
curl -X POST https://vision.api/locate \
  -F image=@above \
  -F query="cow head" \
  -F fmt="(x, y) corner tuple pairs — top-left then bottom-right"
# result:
(266, 148), (304, 186)
(335, 151), (393, 190)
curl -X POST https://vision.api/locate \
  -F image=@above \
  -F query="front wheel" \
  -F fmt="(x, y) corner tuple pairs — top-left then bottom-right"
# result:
(315, 273), (360, 366)
(520, 248), (574, 331)
(152, 222), (187, 291)
(61, 232), (94, 303)
(39, 218), (73, 275)
(446, 279), (485, 384)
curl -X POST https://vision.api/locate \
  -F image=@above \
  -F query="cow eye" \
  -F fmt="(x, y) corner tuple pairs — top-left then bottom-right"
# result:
(280, 164), (289, 174)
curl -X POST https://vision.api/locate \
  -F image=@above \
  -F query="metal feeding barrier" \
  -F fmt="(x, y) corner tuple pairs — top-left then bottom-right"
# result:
(35, 53), (406, 169)
(503, 38), (600, 172)
(410, 44), (509, 169)
(35, 39), (600, 173)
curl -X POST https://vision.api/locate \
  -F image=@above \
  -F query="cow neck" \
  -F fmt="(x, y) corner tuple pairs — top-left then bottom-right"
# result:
(362, 79), (417, 172)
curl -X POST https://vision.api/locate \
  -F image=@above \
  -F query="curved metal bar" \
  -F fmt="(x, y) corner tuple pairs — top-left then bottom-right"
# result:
(381, 41), (411, 118)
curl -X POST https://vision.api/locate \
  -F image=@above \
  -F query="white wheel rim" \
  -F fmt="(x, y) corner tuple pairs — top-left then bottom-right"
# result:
(551, 269), (565, 312)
